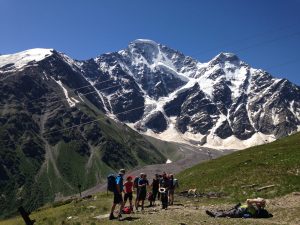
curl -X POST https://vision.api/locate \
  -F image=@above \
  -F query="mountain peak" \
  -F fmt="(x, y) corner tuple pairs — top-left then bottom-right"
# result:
(0, 48), (54, 72)
(131, 39), (159, 46)
(128, 39), (161, 52)
(212, 52), (240, 63)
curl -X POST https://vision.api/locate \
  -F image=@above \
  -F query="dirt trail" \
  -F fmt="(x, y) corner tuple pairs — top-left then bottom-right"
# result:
(94, 193), (300, 225)
(79, 144), (231, 198)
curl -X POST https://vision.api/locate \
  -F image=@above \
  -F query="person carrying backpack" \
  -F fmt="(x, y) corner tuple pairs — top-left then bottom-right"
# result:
(123, 176), (134, 211)
(109, 169), (125, 220)
(168, 174), (179, 205)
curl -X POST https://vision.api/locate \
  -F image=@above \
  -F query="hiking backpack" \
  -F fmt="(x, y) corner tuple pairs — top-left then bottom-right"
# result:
(173, 179), (179, 188)
(107, 174), (116, 192)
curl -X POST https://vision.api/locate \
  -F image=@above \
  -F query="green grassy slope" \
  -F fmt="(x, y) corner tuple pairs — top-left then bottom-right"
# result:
(0, 102), (166, 219)
(143, 135), (185, 162)
(177, 132), (300, 201)
(1, 133), (300, 225)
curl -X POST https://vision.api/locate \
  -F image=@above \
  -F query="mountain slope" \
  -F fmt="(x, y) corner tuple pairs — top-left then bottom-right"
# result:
(177, 132), (300, 200)
(0, 49), (166, 218)
(77, 39), (300, 149)
(3, 41), (298, 150)
(1, 131), (300, 224)
(1, 40), (300, 217)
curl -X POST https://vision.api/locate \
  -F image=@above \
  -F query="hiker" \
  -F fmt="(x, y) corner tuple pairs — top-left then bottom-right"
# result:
(159, 172), (171, 209)
(168, 174), (179, 205)
(123, 176), (134, 211)
(149, 174), (160, 206)
(157, 174), (163, 200)
(109, 169), (125, 220)
(206, 198), (273, 218)
(136, 173), (149, 211)
(134, 173), (143, 210)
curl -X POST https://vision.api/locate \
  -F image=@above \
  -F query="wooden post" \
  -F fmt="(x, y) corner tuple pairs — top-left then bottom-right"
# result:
(18, 206), (35, 225)
(78, 184), (82, 198)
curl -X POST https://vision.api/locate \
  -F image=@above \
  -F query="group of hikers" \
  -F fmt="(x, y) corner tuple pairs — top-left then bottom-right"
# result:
(108, 169), (272, 221)
(108, 169), (179, 220)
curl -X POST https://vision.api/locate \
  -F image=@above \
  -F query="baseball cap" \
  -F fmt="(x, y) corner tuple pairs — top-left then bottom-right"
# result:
(119, 169), (126, 175)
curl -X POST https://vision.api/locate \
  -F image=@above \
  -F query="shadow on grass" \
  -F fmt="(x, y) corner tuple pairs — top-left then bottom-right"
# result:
(119, 216), (140, 221)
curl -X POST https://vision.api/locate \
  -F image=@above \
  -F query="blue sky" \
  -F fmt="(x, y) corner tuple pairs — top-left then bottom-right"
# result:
(1, 0), (300, 84)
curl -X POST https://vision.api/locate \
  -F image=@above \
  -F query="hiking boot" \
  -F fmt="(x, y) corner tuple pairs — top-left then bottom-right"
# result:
(109, 213), (116, 220)
(205, 210), (215, 218)
(234, 203), (241, 209)
(118, 214), (122, 221)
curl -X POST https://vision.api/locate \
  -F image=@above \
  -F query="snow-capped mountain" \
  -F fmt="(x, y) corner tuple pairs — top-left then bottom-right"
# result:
(0, 46), (167, 216)
(77, 39), (300, 149)
(1, 40), (300, 149)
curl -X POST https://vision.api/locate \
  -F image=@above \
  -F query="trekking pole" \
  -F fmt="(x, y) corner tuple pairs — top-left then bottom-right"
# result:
(78, 184), (82, 198)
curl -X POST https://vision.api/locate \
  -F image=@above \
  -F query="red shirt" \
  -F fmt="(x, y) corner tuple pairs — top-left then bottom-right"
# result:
(124, 181), (133, 193)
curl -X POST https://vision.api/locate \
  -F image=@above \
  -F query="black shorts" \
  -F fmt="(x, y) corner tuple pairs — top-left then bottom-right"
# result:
(113, 193), (123, 204)
(124, 192), (133, 201)
(138, 190), (147, 201)
(152, 189), (158, 201)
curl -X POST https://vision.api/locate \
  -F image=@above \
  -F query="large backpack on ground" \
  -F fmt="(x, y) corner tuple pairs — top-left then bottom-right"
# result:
(107, 174), (117, 192)
(122, 206), (132, 214)
(256, 209), (273, 218)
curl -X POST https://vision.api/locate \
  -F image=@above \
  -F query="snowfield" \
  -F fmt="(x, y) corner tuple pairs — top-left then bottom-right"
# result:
(0, 48), (53, 73)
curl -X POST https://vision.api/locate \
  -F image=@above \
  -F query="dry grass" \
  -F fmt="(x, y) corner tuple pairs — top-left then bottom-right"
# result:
(1, 193), (299, 225)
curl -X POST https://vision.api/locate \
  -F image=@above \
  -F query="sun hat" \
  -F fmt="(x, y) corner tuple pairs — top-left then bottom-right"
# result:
(119, 169), (126, 175)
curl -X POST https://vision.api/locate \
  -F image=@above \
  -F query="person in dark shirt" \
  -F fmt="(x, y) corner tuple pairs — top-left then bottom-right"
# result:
(134, 173), (143, 210)
(150, 174), (160, 206)
(157, 174), (163, 200)
(136, 174), (149, 210)
(159, 172), (170, 209)
(109, 169), (125, 220)
(206, 198), (272, 218)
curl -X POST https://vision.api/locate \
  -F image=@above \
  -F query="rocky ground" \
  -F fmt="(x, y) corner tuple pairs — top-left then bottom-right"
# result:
(2, 191), (299, 225)
(96, 192), (300, 225)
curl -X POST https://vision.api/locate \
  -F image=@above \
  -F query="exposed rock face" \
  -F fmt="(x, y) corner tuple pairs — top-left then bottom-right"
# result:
(1, 41), (300, 150)
(144, 111), (168, 133)
(1, 40), (300, 217)
(75, 41), (300, 149)
(0, 48), (166, 218)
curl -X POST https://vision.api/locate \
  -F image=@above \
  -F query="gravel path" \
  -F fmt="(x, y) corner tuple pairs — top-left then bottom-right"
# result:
(79, 144), (232, 197)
